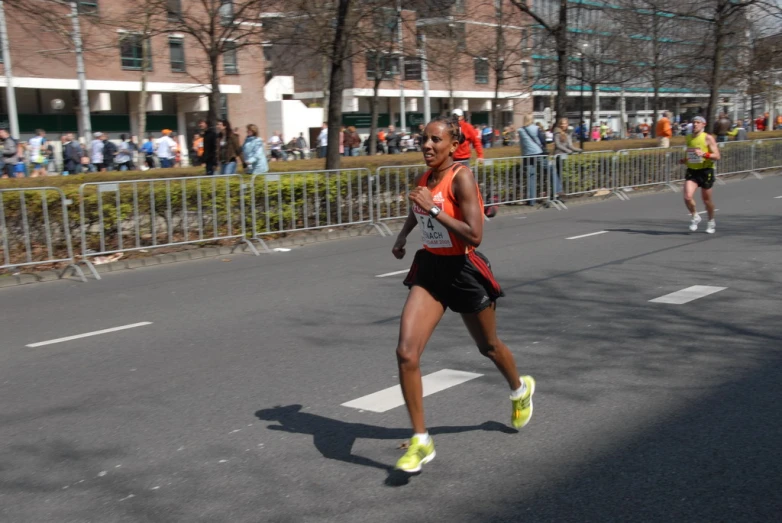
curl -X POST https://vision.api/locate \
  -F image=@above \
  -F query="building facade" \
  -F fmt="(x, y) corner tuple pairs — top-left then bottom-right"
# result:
(0, 0), (266, 159)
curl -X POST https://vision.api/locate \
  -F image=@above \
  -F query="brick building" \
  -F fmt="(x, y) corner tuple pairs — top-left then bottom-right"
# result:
(265, 0), (532, 133)
(0, 0), (266, 159)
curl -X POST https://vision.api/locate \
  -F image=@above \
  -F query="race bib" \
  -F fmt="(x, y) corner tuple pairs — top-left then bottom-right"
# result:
(415, 206), (452, 249)
(687, 148), (702, 163)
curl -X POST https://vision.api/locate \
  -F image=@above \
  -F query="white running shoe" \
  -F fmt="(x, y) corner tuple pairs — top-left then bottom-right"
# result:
(689, 214), (702, 232)
(706, 220), (716, 234)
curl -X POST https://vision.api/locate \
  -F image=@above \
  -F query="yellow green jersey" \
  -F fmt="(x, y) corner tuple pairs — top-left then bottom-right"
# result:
(685, 132), (714, 169)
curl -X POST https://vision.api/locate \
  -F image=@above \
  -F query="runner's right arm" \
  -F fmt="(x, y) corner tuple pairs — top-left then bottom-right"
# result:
(392, 209), (418, 259)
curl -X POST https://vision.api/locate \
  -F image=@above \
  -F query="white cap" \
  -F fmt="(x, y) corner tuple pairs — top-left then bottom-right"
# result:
(452, 108), (464, 117)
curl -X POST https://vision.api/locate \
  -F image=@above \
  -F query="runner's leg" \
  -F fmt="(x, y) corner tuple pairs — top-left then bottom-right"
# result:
(683, 179), (698, 214)
(397, 285), (446, 434)
(461, 303), (522, 390)
(701, 187), (715, 220)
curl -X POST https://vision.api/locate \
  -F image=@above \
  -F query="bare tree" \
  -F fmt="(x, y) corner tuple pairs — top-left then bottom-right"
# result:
(144, 0), (265, 130)
(508, 0), (575, 123)
(466, 0), (528, 139)
(678, 0), (777, 132)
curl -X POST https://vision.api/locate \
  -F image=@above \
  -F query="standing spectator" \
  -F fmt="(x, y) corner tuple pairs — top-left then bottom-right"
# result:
(343, 126), (360, 156)
(141, 135), (156, 170)
(155, 129), (177, 168)
(451, 109), (484, 167)
(590, 126), (601, 142)
(386, 125), (400, 154)
(481, 124), (493, 149)
(90, 132), (105, 172)
(376, 128), (387, 154)
(269, 130), (284, 161)
(317, 122), (328, 158)
(28, 129), (47, 177)
(102, 134), (117, 172)
(517, 114), (548, 205)
(242, 124), (269, 175)
(714, 112), (732, 143)
(115, 134), (135, 171)
(553, 117), (581, 202)
(656, 111), (673, 148)
(61, 133), (81, 175)
(217, 119), (241, 174)
(600, 121), (609, 140)
(338, 126), (345, 156)
(639, 119), (651, 138)
(295, 132), (308, 152)
(198, 120), (217, 175)
(0, 128), (19, 178)
(192, 131), (204, 167)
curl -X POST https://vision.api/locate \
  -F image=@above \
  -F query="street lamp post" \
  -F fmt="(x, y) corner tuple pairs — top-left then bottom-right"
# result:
(579, 44), (587, 147)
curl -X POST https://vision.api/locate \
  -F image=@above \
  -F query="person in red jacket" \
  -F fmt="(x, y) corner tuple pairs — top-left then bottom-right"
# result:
(451, 109), (484, 167)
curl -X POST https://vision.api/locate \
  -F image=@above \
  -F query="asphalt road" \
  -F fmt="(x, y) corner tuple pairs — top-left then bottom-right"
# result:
(2, 173), (781, 523)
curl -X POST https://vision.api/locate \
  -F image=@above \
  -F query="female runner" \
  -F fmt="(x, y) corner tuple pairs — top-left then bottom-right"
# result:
(392, 116), (535, 473)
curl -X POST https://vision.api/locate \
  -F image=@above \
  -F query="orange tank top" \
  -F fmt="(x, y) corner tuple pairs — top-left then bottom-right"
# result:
(413, 164), (483, 256)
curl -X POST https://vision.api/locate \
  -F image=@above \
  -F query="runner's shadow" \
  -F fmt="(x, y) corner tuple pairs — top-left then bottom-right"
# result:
(606, 228), (692, 236)
(255, 404), (514, 484)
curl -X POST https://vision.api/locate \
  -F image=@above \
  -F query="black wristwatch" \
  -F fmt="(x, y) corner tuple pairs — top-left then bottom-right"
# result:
(428, 206), (441, 218)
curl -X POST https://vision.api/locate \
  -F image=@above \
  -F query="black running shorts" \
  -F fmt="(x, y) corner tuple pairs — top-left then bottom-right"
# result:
(403, 249), (505, 314)
(685, 167), (715, 189)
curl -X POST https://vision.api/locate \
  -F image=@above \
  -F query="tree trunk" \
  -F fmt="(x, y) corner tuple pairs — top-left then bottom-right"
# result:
(209, 51), (221, 163)
(555, 1), (569, 122)
(706, 8), (725, 134)
(369, 88), (380, 155)
(325, 0), (352, 170)
(590, 84), (597, 141)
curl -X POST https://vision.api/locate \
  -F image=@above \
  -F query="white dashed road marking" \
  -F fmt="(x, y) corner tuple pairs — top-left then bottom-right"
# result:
(649, 285), (727, 304)
(376, 269), (409, 278)
(342, 369), (483, 413)
(26, 322), (153, 348)
(566, 231), (609, 240)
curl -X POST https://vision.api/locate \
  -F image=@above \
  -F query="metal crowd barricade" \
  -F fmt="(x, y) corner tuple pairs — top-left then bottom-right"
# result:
(751, 138), (782, 174)
(715, 140), (755, 178)
(249, 168), (382, 248)
(615, 146), (687, 191)
(0, 187), (92, 281)
(79, 174), (258, 270)
(373, 164), (429, 227)
(473, 156), (559, 209)
(558, 150), (617, 198)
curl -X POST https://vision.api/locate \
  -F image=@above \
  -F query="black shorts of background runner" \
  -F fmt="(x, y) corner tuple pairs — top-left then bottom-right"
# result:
(685, 167), (715, 189)
(403, 249), (505, 313)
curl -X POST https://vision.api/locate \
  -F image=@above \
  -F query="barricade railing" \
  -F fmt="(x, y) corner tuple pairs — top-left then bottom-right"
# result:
(751, 138), (782, 173)
(1, 187), (92, 281)
(716, 140), (755, 178)
(249, 168), (383, 247)
(558, 150), (617, 197)
(615, 147), (687, 190)
(474, 156), (559, 209)
(79, 174), (258, 269)
(373, 164), (429, 225)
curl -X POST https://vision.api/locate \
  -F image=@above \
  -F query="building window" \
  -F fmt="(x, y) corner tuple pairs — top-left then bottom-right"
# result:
(521, 61), (530, 83)
(474, 58), (489, 84)
(120, 33), (151, 71)
(366, 52), (398, 80)
(404, 57), (421, 81)
(78, 1), (99, 14)
(169, 37), (185, 72)
(219, 0), (234, 26)
(224, 41), (238, 74)
(167, 0), (181, 21)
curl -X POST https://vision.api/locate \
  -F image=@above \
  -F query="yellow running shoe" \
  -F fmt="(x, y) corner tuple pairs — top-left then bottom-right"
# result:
(511, 375), (536, 429)
(395, 436), (436, 473)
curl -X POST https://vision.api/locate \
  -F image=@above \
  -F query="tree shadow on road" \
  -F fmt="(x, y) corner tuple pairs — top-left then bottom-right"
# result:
(605, 228), (691, 236)
(255, 404), (515, 485)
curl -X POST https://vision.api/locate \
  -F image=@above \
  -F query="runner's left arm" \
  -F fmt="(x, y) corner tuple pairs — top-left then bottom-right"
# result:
(706, 134), (721, 161)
